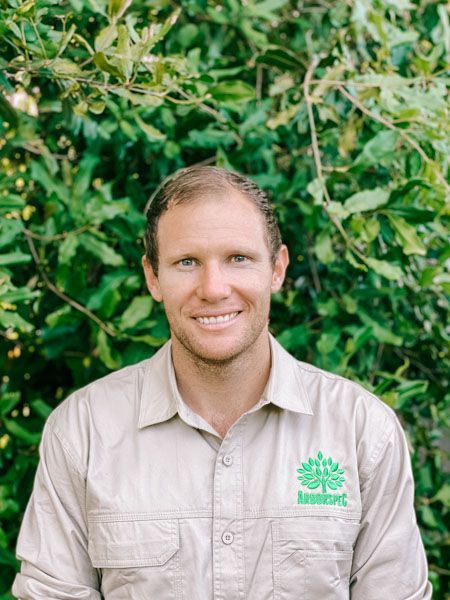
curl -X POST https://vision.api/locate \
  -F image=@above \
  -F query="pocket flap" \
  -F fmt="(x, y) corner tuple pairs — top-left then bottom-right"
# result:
(273, 518), (359, 553)
(88, 517), (179, 568)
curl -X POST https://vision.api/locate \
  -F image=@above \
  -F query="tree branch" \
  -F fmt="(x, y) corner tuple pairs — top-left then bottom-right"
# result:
(337, 84), (449, 192)
(23, 229), (117, 337)
(24, 225), (91, 242)
(303, 57), (368, 263)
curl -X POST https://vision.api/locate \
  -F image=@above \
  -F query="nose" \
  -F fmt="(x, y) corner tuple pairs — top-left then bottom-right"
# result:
(197, 262), (231, 303)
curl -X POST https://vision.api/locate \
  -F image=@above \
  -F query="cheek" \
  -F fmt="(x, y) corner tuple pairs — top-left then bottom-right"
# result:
(157, 277), (194, 306)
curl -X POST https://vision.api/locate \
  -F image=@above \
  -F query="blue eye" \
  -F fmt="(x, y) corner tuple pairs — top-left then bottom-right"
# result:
(232, 255), (247, 263)
(179, 258), (194, 267)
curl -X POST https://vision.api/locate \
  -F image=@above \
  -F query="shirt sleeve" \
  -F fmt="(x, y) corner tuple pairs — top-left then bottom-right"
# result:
(12, 419), (101, 599)
(350, 415), (432, 599)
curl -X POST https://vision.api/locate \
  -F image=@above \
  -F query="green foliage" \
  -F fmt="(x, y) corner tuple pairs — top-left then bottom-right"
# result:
(0, 0), (449, 595)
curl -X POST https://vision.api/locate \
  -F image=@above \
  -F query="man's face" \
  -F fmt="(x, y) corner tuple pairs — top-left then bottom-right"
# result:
(143, 190), (288, 365)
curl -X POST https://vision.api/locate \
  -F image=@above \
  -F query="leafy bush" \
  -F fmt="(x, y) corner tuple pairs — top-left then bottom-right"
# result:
(0, 0), (449, 596)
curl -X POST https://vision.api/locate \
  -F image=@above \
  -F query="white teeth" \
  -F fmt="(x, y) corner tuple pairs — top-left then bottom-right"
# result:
(196, 312), (238, 325)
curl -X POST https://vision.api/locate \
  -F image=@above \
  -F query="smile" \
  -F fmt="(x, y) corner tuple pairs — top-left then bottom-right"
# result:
(195, 312), (240, 325)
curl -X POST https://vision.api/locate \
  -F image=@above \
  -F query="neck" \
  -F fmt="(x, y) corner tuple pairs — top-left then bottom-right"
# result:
(171, 333), (272, 438)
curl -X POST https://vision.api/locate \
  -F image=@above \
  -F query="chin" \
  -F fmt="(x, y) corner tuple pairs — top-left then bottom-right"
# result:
(174, 332), (256, 366)
(187, 343), (244, 366)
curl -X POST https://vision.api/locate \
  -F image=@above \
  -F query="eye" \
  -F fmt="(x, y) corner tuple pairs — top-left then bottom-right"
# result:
(178, 258), (195, 267)
(231, 255), (247, 263)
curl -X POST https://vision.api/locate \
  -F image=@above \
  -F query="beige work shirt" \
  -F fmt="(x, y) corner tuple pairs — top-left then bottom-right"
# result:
(13, 335), (431, 599)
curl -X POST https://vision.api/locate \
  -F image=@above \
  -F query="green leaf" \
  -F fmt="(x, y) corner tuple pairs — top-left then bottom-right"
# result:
(97, 329), (120, 369)
(0, 219), (23, 249)
(86, 271), (135, 311)
(119, 295), (153, 330)
(387, 214), (426, 256)
(126, 334), (166, 347)
(30, 399), (53, 420)
(256, 46), (303, 70)
(431, 484), (450, 508)
(365, 257), (403, 281)
(51, 58), (82, 77)
(245, 0), (289, 20)
(58, 234), (79, 265)
(266, 102), (301, 129)
(0, 308), (34, 332)
(30, 162), (70, 204)
(85, 196), (129, 223)
(134, 115), (166, 141)
(317, 330), (340, 355)
(73, 154), (100, 197)
(360, 312), (403, 346)
(116, 24), (133, 80)
(306, 178), (324, 205)
(344, 188), (389, 214)
(314, 233), (336, 264)
(354, 130), (399, 167)
(187, 127), (235, 149)
(80, 233), (125, 266)
(276, 324), (309, 351)
(95, 24), (118, 52)
(0, 287), (39, 303)
(93, 52), (124, 79)
(0, 194), (26, 212)
(3, 419), (41, 445)
(209, 81), (255, 103)
(0, 251), (31, 266)
(108, 0), (132, 20)
(0, 392), (21, 417)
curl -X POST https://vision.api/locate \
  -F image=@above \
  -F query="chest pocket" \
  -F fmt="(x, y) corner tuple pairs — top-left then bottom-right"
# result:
(88, 516), (182, 600)
(272, 518), (359, 600)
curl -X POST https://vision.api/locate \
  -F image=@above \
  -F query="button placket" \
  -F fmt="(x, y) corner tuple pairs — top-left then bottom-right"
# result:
(212, 422), (245, 599)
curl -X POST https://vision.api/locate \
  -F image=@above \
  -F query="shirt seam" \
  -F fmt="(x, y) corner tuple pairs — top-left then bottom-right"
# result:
(47, 418), (86, 478)
(359, 413), (396, 482)
(359, 420), (397, 508)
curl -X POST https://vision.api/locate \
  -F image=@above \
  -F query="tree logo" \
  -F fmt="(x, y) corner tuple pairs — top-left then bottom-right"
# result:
(297, 451), (345, 493)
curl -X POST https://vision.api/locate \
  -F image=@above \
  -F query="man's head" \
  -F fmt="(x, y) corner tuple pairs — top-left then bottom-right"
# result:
(144, 166), (282, 276)
(142, 166), (289, 365)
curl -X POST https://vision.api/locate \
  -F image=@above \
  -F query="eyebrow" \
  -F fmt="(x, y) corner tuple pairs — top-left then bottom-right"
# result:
(165, 246), (263, 263)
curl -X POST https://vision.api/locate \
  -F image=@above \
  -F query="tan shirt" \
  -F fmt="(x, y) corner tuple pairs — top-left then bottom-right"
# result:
(13, 335), (431, 599)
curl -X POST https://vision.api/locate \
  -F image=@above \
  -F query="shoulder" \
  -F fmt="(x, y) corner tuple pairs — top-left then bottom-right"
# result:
(45, 345), (168, 475)
(49, 357), (150, 429)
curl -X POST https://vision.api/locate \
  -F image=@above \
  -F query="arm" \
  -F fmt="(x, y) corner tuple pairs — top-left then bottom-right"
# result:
(12, 420), (101, 599)
(350, 416), (432, 599)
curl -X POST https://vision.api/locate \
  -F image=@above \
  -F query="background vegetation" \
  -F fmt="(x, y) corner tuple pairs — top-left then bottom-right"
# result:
(0, 0), (449, 596)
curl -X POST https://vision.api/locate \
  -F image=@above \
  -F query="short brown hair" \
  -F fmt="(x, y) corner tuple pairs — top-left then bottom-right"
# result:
(144, 166), (282, 275)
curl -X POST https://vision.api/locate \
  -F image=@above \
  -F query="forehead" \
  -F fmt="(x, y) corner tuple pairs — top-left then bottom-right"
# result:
(156, 191), (268, 253)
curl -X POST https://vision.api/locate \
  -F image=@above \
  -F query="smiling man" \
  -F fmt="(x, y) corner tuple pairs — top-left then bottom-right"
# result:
(13, 167), (431, 599)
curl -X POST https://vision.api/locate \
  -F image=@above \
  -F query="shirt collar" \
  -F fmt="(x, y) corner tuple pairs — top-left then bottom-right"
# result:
(138, 334), (313, 429)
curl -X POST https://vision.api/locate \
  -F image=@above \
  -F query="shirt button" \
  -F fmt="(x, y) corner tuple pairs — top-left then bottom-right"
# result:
(222, 454), (233, 466)
(222, 531), (234, 545)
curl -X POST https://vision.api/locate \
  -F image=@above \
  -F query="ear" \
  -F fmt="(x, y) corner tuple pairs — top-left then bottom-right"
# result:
(142, 255), (163, 302)
(270, 244), (289, 294)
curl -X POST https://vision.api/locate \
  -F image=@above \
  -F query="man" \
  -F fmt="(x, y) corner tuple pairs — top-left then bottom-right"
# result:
(13, 166), (431, 599)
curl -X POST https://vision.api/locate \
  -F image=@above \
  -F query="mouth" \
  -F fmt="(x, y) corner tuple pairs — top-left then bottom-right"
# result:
(194, 311), (240, 327)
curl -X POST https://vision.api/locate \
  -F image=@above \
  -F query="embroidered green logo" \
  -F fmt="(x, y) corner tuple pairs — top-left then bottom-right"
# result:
(297, 451), (348, 507)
